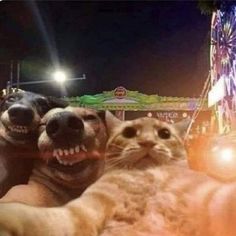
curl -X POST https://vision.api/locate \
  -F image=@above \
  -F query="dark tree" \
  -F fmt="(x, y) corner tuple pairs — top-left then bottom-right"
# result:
(198, 0), (236, 15)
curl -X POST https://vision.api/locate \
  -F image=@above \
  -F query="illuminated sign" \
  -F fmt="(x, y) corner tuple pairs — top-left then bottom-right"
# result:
(114, 86), (127, 99)
(208, 77), (226, 107)
(156, 111), (179, 119)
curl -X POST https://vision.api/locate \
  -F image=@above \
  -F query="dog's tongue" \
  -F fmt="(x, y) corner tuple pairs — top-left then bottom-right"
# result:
(89, 150), (102, 159)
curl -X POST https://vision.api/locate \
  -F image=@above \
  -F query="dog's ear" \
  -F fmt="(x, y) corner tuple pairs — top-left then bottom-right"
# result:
(0, 89), (8, 110)
(46, 96), (69, 109)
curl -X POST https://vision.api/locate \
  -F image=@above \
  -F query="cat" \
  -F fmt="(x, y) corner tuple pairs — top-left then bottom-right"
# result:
(0, 107), (109, 207)
(0, 115), (235, 236)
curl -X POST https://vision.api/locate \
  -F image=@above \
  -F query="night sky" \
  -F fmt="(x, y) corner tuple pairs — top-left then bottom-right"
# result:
(0, 1), (211, 98)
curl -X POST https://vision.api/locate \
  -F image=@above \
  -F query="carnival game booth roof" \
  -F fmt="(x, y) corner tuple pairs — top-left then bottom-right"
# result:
(65, 87), (211, 125)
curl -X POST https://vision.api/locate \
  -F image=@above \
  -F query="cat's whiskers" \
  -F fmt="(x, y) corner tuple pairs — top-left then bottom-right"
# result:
(106, 157), (124, 165)
(106, 156), (125, 163)
(107, 143), (124, 150)
(105, 155), (127, 170)
(105, 162), (124, 171)
(106, 151), (122, 158)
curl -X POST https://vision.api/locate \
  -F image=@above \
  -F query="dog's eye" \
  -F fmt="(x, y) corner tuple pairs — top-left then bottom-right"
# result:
(158, 128), (171, 139)
(36, 98), (49, 114)
(36, 98), (48, 107)
(7, 96), (18, 102)
(83, 114), (97, 121)
(122, 127), (137, 138)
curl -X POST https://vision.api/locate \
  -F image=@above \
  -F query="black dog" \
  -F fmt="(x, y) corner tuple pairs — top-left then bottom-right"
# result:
(0, 91), (68, 197)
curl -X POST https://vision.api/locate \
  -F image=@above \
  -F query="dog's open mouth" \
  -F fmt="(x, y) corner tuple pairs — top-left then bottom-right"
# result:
(7, 125), (30, 134)
(52, 145), (89, 166)
(46, 144), (102, 173)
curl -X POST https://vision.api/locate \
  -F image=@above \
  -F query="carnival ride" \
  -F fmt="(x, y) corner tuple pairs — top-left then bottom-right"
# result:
(185, 4), (236, 179)
(210, 5), (236, 133)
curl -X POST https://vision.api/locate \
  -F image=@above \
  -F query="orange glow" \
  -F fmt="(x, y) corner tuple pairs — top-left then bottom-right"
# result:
(206, 146), (236, 181)
(218, 148), (234, 163)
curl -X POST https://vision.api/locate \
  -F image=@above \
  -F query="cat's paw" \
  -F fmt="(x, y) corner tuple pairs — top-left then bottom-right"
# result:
(0, 203), (28, 236)
(0, 203), (75, 236)
(0, 229), (12, 236)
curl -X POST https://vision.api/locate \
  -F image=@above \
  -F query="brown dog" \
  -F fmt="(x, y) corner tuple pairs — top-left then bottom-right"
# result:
(0, 107), (109, 206)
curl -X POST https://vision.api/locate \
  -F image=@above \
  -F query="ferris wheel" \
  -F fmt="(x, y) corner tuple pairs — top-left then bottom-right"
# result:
(210, 5), (236, 133)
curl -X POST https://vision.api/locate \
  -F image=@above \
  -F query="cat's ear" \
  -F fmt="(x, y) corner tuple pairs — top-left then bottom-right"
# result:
(98, 110), (122, 134)
(173, 118), (191, 138)
(97, 110), (106, 123)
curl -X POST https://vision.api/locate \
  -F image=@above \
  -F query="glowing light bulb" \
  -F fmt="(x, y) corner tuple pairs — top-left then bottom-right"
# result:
(219, 148), (233, 162)
(53, 70), (67, 83)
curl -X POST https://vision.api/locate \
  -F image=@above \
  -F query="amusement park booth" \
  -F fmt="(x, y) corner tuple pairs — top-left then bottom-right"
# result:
(67, 87), (212, 135)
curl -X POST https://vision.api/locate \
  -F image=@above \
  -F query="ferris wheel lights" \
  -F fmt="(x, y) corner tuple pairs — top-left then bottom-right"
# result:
(210, 7), (236, 132)
(208, 77), (226, 107)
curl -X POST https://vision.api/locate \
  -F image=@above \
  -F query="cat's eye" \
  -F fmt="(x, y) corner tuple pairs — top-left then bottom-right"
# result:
(158, 128), (171, 139)
(122, 126), (137, 138)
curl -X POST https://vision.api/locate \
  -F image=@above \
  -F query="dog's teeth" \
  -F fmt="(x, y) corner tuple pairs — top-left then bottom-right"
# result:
(53, 150), (58, 157)
(9, 125), (29, 134)
(58, 149), (63, 156)
(56, 156), (62, 164)
(69, 148), (74, 155)
(81, 145), (87, 152)
(62, 160), (70, 166)
(64, 149), (69, 156)
(75, 146), (80, 153)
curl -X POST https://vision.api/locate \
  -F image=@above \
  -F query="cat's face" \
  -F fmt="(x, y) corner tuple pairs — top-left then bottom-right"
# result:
(105, 117), (189, 170)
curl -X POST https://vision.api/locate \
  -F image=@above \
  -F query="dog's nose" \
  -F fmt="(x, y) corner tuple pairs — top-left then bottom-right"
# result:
(8, 104), (34, 125)
(46, 112), (84, 140)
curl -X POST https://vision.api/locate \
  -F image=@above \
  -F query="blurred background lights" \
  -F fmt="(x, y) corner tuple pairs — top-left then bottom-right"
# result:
(53, 70), (67, 83)
(219, 148), (234, 162)
(206, 146), (236, 181)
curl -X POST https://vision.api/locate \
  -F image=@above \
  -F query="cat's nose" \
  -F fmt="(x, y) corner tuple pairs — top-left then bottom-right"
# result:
(138, 140), (156, 148)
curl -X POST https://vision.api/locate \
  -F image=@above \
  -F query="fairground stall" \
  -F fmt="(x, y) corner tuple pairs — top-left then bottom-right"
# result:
(67, 86), (212, 135)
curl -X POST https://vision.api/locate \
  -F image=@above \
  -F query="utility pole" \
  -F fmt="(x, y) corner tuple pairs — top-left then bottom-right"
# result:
(16, 61), (20, 89)
(9, 60), (13, 89)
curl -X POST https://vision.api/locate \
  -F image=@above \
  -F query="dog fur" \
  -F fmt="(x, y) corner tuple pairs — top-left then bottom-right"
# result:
(0, 107), (109, 206)
(0, 91), (68, 197)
